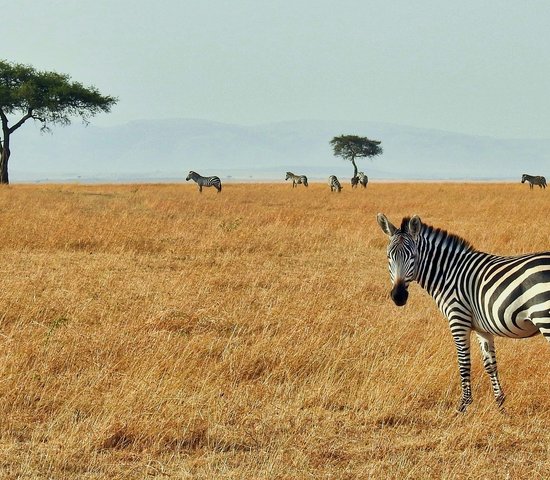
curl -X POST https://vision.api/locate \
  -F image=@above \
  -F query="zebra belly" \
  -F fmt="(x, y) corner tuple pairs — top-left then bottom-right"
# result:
(471, 314), (540, 338)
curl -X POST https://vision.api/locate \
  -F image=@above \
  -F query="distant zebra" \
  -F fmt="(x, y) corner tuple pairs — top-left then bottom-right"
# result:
(521, 174), (547, 189)
(358, 172), (369, 188)
(351, 176), (359, 188)
(186, 171), (222, 193)
(285, 172), (308, 188)
(328, 175), (342, 192)
(377, 213), (550, 412)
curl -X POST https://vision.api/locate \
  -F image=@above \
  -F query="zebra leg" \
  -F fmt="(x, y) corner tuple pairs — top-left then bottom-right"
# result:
(452, 330), (473, 412)
(475, 331), (505, 407)
(199, 185), (203, 193)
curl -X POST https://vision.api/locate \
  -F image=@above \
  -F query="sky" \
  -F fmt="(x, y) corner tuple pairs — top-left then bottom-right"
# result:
(4, 0), (550, 139)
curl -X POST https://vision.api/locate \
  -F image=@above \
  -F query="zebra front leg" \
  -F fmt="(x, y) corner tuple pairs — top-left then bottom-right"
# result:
(199, 185), (203, 193)
(452, 330), (473, 412)
(475, 331), (505, 408)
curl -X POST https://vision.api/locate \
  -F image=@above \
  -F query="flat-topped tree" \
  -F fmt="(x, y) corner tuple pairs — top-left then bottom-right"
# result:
(330, 134), (383, 179)
(0, 60), (117, 184)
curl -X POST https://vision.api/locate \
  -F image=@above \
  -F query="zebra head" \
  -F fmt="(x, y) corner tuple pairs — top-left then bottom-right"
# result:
(377, 214), (422, 306)
(186, 171), (196, 181)
(521, 174), (527, 184)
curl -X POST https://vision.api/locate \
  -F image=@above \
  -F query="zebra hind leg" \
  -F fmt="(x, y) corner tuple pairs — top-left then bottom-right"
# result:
(475, 331), (505, 408)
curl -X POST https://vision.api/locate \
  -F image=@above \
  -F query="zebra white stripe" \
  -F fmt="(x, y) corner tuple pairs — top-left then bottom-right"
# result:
(377, 213), (550, 412)
(285, 172), (308, 188)
(328, 175), (342, 192)
(186, 171), (222, 193)
(521, 174), (547, 189)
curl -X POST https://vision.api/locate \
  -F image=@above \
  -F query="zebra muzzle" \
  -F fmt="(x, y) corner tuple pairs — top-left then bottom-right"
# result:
(391, 281), (409, 306)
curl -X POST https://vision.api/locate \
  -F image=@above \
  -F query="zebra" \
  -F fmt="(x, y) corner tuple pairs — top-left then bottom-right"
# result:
(285, 172), (308, 188)
(358, 172), (368, 188)
(351, 176), (359, 188)
(328, 175), (342, 192)
(185, 171), (222, 193)
(377, 213), (550, 413)
(521, 174), (547, 189)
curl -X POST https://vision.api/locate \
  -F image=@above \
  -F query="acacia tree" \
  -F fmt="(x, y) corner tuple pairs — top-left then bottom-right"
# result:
(330, 134), (383, 179)
(0, 60), (117, 184)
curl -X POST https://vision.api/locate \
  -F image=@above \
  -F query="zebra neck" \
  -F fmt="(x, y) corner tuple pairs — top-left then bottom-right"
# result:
(415, 225), (473, 299)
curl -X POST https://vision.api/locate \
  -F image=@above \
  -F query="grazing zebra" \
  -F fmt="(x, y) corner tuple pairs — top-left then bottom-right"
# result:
(328, 175), (342, 192)
(185, 171), (222, 193)
(521, 174), (547, 189)
(351, 176), (359, 188)
(285, 172), (308, 188)
(358, 172), (368, 188)
(377, 213), (550, 412)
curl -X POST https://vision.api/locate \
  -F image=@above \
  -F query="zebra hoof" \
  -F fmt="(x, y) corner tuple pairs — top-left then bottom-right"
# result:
(456, 397), (472, 413)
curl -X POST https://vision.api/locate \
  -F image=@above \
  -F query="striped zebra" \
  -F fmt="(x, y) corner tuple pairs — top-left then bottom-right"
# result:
(521, 174), (547, 189)
(358, 172), (368, 188)
(328, 175), (342, 192)
(186, 171), (222, 193)
(351, 176), (359, 188)
(377, 213), (550, 412)
(285, 172), (308, 188)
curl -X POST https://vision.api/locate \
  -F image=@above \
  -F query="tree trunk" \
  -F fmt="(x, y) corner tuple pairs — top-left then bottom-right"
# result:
(0, 137), (9, 184)
(351, 157), (358, 178)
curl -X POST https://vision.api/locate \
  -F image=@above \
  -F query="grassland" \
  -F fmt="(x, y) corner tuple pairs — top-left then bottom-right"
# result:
(0, 182), (548, 479)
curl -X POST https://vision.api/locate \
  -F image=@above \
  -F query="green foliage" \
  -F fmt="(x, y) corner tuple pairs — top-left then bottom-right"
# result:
(330, 134), (383, 161)
(0, 59), (117, 133)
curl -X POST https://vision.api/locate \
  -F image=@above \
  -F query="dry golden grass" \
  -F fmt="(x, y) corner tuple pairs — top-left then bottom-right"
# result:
(0, 181), (548, 479)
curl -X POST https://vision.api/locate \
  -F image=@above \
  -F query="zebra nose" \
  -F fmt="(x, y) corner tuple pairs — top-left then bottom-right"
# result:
(391, 281), (409, 306)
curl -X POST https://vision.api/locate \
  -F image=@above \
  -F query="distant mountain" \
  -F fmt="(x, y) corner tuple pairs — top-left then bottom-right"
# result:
(10, 118), (549, 182)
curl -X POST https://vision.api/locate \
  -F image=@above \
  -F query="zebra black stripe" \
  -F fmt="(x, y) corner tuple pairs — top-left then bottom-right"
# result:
(186, 171), (222, 193)
(377, 213), (550, 412)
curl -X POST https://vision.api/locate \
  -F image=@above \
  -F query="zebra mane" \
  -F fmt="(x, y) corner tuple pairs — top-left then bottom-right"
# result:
(400, 217), (475, 252)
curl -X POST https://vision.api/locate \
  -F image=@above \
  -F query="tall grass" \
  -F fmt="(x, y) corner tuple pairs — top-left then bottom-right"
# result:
(0, 182), (547, 478)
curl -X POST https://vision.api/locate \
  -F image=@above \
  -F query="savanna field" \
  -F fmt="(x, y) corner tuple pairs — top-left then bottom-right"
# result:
(0, 182), (548, 479)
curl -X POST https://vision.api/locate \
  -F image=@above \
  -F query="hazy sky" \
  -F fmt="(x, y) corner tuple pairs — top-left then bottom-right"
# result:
(4, 1), (550, 138)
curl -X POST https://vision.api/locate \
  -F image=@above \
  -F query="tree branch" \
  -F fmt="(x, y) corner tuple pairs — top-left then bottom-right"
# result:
(9, 109), (35, 134)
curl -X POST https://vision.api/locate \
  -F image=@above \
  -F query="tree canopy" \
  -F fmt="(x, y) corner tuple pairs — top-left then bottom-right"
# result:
(0, 60), (117, 183)
(330, 135), (383, 178)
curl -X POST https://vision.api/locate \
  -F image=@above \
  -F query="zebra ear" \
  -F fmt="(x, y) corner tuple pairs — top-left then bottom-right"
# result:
(377, 213), (397, 237)
(409, 215), (422, 238)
